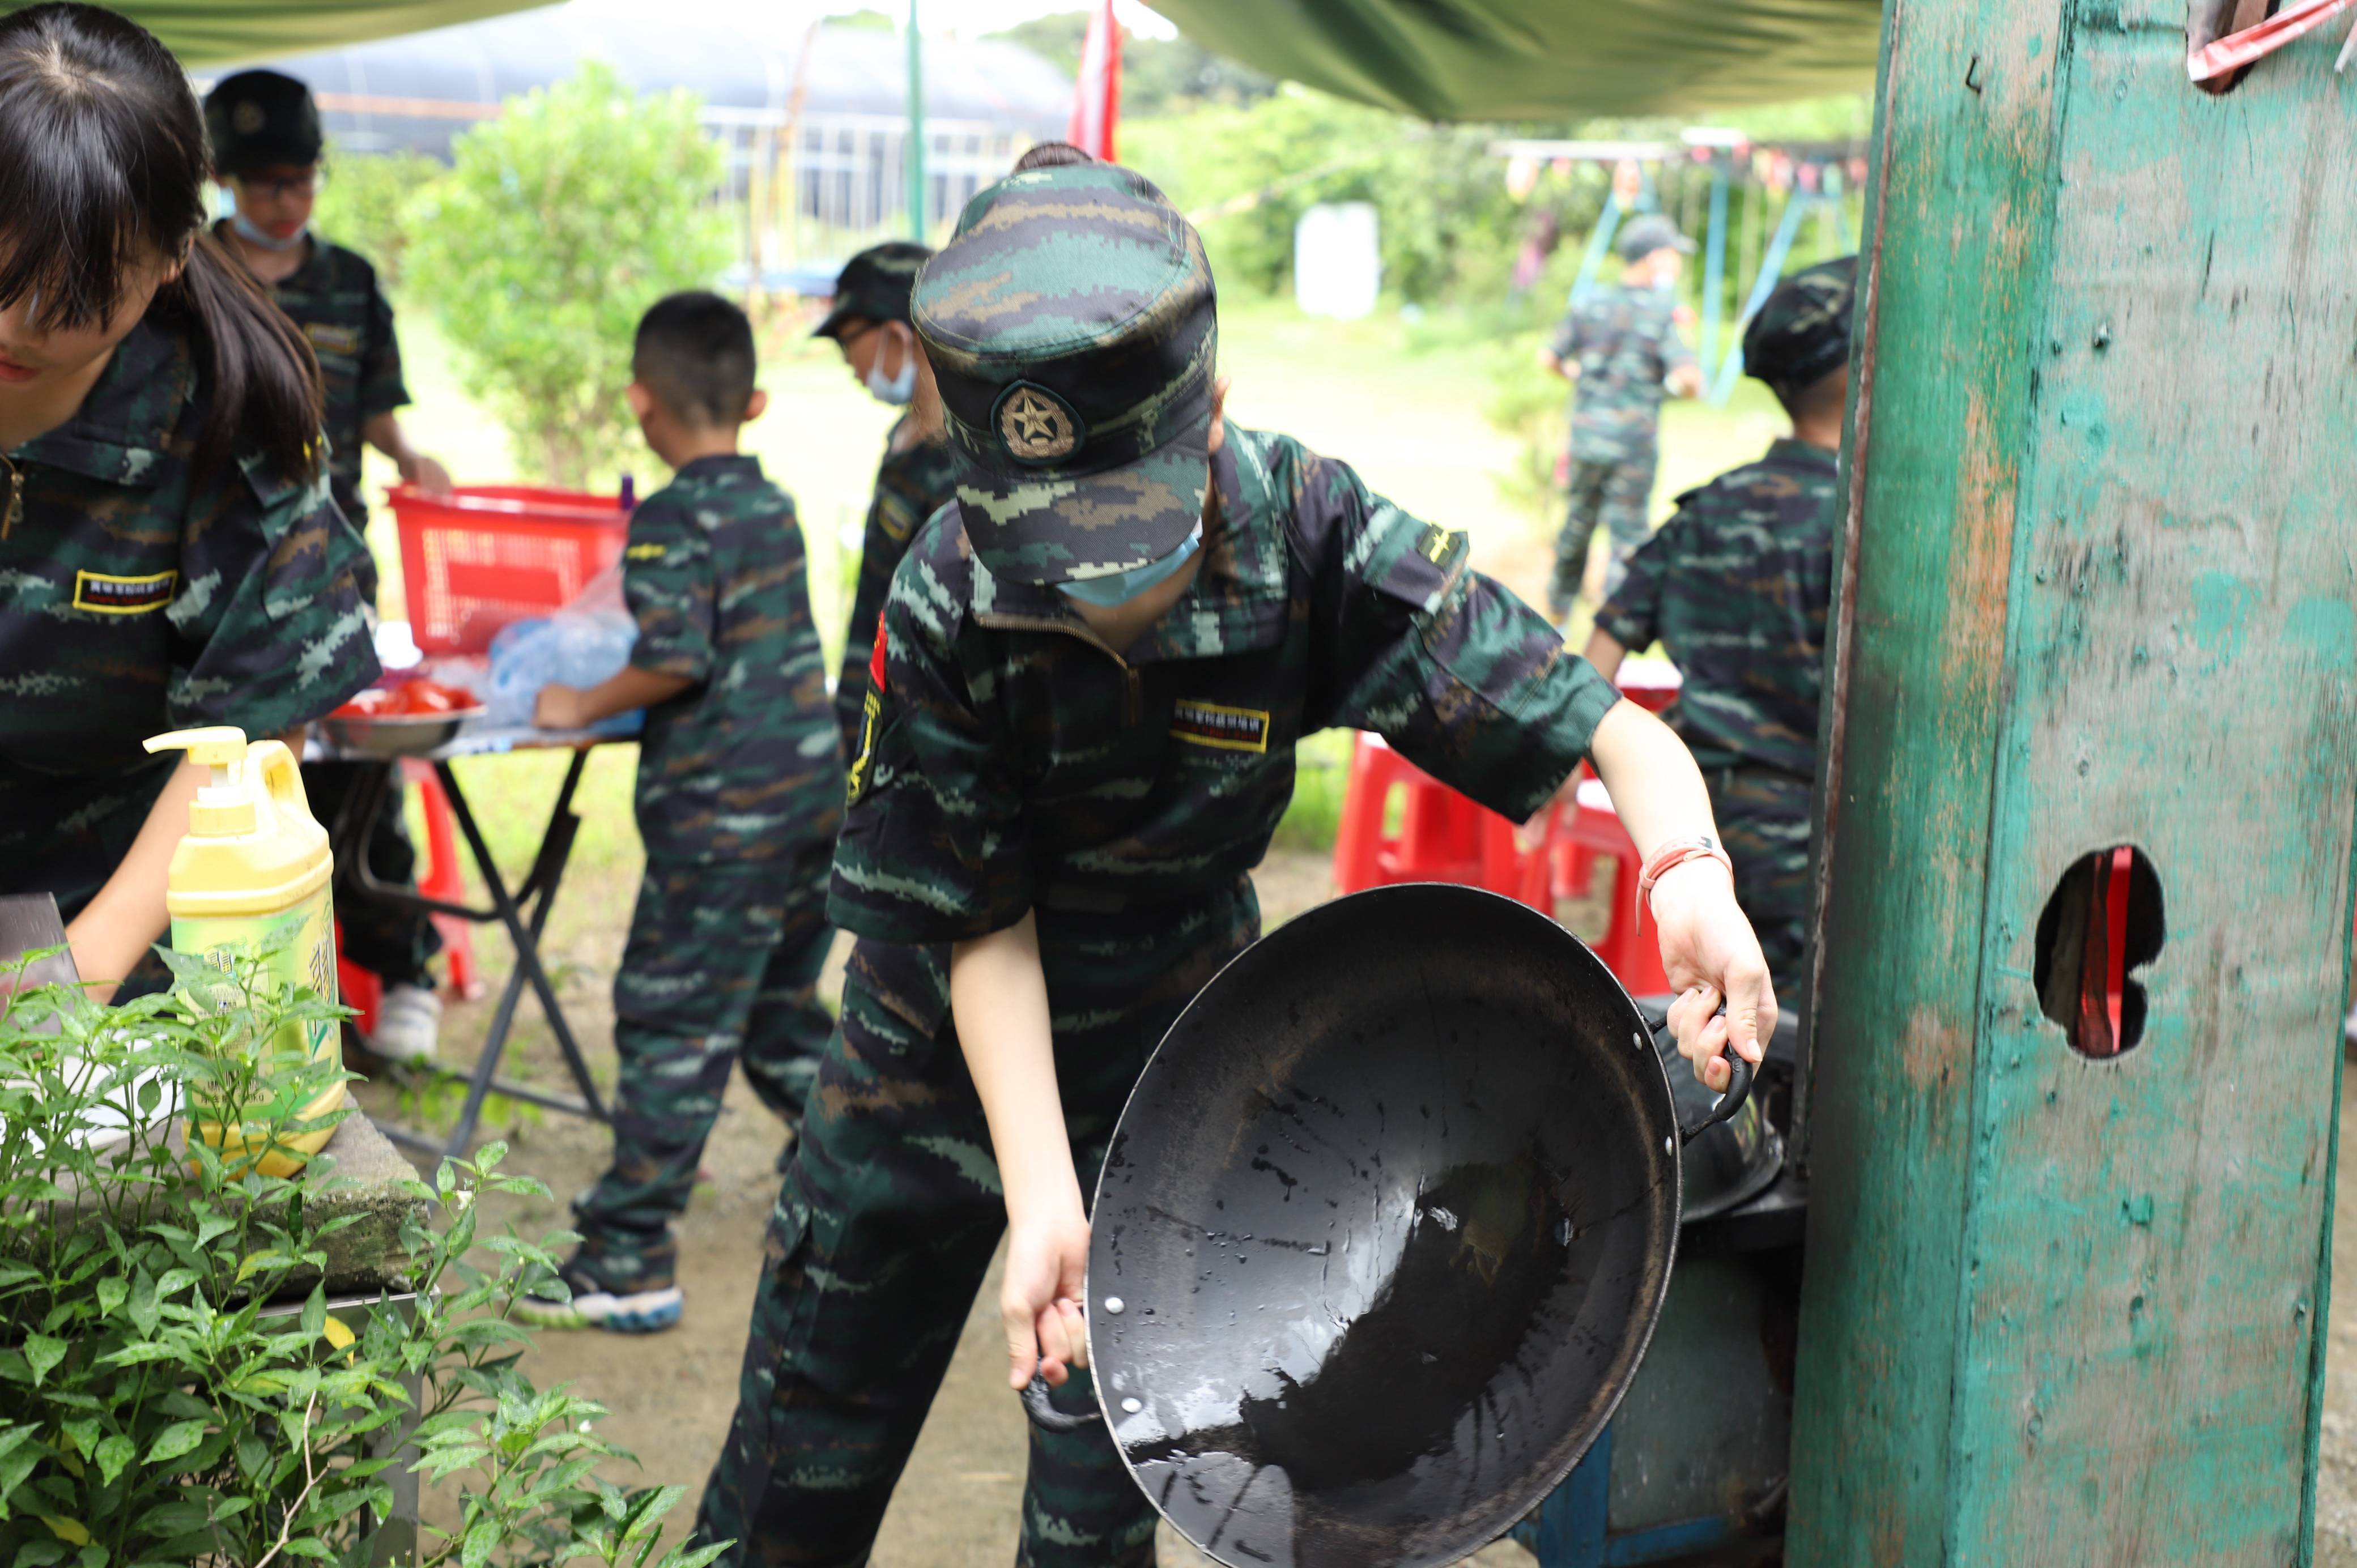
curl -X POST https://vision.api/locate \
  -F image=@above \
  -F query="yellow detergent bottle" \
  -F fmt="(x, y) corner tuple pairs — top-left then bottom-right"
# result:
(143, 726), (344, 1177)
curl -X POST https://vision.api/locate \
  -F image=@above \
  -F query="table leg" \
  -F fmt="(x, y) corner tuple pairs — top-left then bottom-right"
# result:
(368, 751), (610, 1160)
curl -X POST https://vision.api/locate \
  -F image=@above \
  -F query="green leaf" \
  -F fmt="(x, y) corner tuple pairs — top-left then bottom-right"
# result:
(143, 1420), (207, 1464)
(460, 1517), (499, 1568)
(92, 1277), (126, 1318)
(23, 1333), (64, 1386)
(92, 1434), (133, 1488)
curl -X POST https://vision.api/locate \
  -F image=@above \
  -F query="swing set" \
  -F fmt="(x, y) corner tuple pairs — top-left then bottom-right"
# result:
(1494, 131), (1867, 402)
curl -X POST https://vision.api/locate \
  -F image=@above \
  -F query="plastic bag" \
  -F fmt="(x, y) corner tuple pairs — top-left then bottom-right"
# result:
(486, 564), (644, 735)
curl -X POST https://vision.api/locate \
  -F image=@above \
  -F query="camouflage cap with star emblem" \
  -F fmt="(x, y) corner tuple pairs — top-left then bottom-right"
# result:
(911, 161), (1218, 586)
(1742, 255), (1858, 402)
(203, 70), (323, 177)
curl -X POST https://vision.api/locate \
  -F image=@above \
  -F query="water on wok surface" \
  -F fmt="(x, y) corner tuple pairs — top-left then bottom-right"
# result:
(1091, 908), (1671, 1568)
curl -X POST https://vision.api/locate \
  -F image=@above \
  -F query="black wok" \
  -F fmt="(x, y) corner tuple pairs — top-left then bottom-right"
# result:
(1022, 882), (1750, 1568)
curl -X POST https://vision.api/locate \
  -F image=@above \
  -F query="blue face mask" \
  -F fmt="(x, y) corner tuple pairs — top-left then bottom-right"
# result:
(232, 213), (308, 254)
(865, 326), (917, 406)
(1056, 523), (1203, 608)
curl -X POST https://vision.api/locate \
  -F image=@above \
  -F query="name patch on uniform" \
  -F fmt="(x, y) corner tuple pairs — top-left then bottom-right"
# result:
(73, 569), (177, 615)
(1171, 698), (1270, 754)
(304, 323), (361, 356)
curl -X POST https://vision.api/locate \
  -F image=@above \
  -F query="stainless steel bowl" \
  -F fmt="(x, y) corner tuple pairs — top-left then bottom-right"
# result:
(320, 708), (483, 760)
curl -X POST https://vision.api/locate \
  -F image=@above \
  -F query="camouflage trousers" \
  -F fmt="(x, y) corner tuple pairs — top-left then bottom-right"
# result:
(1709, 765), (1815, 985)
(1553, 454), (1658, 613)
(694, 881), (1261, 1568)
(305, 760), (443, 988)
(573, 846), (837, 1293)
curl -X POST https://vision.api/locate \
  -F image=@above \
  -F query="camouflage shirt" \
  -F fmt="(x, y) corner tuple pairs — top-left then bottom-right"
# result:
(625, 454), (843, 864)
(834, 423), (958, 760)
(223, 227), (410, 543)
(0, 317), (381, 921)
(1596, 437), (1840, 778)
(829, 424), (1621, 944)
(1549, 284), (1697, 464)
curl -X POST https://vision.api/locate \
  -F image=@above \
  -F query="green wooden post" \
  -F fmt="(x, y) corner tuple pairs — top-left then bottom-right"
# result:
(905, 0), (926, 240)
(1787, 0), (2357, 1561)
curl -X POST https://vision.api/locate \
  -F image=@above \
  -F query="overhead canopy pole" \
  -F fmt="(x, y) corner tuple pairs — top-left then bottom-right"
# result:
(905, 0), (926, 241)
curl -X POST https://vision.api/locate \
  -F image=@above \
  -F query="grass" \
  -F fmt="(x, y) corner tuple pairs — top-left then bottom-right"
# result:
(364, 291), (1793, 862)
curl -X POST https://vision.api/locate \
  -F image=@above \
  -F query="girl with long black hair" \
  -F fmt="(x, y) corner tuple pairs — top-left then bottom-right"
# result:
(0, 1), (380, 1000)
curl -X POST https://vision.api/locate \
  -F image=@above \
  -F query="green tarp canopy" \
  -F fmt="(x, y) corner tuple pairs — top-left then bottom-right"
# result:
(1, 0), (538, 64)
(1149, 0), (1884, 120)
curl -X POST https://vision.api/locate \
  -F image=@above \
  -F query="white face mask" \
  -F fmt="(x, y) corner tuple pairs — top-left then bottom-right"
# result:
(865, 325), (917, 406)
(233, 214), (308, 254)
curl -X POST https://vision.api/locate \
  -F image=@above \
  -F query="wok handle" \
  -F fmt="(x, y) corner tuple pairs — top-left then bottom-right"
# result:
(1654, 1018), (1756, 1146)
(1021, 1372), (1102, 1434)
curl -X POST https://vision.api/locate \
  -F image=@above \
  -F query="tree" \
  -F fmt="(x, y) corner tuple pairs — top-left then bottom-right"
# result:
(406, 65), (729, 487)
(990, 12), (1275, 117)
(312, 145), (443, 292)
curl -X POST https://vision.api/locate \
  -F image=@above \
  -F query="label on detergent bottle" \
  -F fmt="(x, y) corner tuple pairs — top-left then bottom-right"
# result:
(171, 882), (339, 1064)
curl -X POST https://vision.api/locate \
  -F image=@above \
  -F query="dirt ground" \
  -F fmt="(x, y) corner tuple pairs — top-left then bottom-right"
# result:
(350, 811), (2357, 1565)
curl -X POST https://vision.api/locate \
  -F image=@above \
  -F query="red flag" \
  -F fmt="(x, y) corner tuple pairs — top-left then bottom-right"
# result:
(1067, 0), (1121, 161)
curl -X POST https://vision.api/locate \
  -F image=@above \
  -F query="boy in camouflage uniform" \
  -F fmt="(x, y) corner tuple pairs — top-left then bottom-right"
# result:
(1541, 214), (1703, 615)
(810, 241), (959, 761)
(205, 69), (456, 1061)
(694, 164), (1777, 1567)
(526, 293), (844, 1334)
(1586, 257), (1858, 983)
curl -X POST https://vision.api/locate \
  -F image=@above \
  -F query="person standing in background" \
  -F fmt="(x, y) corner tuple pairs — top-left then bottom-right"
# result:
(1583, 258), (1857, 985)
(1540, 214), (1703, 617)
(205, 68), (452, 1061)
(811, 241), (957, 762)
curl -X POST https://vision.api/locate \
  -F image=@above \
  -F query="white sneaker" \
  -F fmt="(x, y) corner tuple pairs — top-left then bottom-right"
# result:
(371, 983), (442, 1065)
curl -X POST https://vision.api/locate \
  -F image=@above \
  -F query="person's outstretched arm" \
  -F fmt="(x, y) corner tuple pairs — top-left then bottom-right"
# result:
(950, 913), (1091, 1391)
(1583, 700), (1773, 1088)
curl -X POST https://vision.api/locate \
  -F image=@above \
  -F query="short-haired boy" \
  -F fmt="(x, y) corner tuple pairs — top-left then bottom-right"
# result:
(526, 291), (844, 1332)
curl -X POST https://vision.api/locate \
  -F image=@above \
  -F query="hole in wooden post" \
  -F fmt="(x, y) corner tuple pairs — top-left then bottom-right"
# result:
(2034, 846), (2165, 1057)
(2189, 0), (2284, 95)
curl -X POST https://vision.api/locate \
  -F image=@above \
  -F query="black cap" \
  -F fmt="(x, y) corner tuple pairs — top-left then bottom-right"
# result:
(1742, 256), (1859, 400)
(203, 70), (322, 177)
(812, 241), (932, 340)
(1615, 215), (1696, 262)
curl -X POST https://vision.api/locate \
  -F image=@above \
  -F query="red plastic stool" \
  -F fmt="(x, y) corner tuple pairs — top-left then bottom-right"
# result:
(1332, 734), (1533, 902)
(334, 919), (382, 1037)
(403, 760), (482, 999)
(1557, 665), (1686, 900)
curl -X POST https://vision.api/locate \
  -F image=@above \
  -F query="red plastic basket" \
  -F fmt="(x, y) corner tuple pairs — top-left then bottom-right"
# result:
(389, 484), (629, 655)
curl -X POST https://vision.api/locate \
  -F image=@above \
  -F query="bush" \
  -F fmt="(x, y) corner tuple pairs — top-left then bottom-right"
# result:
(0, 946), (721, 1567)
(406, 64), (731, 488)
(313, 147), (444, 293)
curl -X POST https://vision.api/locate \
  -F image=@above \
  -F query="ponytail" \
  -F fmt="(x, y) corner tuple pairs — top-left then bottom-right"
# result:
(165, 233), (325, 485)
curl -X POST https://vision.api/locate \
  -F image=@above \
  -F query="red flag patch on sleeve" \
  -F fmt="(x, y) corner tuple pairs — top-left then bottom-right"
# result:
(867, 618), (890, 696)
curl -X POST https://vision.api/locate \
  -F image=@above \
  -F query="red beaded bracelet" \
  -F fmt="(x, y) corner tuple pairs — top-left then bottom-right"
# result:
(1637, 834), (1734, 910)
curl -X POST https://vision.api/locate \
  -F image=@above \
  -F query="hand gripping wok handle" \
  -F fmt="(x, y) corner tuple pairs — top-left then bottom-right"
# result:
(1654, 1018), (1756, 1147)
(1022, 1373), (1102, 1435)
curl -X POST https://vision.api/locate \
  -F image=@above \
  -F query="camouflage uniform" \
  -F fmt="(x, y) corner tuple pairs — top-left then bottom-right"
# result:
(0, 317), (379, 981)
(832, 430), (956, 760)
(1547, 283), (1696, 612)
(695, 164), (1622, 1568)
(221, 220), (443, 987)
(1594, 258), (1857, 982)
(569, 454), (845, 1294)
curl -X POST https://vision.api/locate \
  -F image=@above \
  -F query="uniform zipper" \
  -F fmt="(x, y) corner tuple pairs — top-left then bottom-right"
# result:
(973, 611), (1145, 725)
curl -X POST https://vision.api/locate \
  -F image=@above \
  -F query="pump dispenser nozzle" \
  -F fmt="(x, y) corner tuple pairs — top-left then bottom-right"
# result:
(145, 727), (257, 836)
